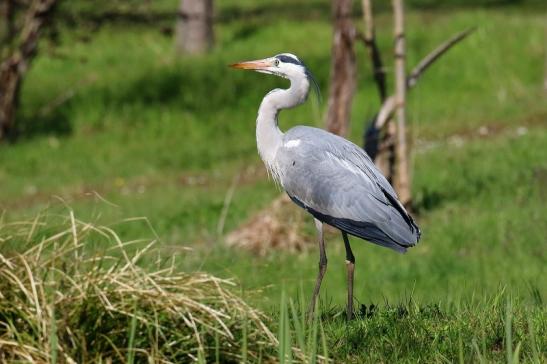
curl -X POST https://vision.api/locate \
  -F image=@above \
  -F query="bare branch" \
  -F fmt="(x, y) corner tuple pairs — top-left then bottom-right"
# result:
(375, 95), (396, 129)
(38, 76), (97, 117)
(360, 0), (387, 102)
(372, 27), (476, 128)
(407, 27), (476, 89)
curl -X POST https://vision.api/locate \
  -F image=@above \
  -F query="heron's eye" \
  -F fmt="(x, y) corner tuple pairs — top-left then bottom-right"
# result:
(274, 59), (280, 67)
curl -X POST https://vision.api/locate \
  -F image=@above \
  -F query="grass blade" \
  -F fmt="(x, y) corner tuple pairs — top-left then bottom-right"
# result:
(319, 318), (328, 362)
(308, 305), (318, 364)
(126, 301), (138, 364)
(215, 331), (220, 364)
(289, 298), (305, 353)
(505, 299), (513, 364)
(472, 338), (485, 364)
(241, 314), (248, 364)
(512, 341), (522, 364)
(49, 305), (58, 364)
(458, 332), (464, 364)
(279, 290), (287, 364)
(526, 314), (540, 363)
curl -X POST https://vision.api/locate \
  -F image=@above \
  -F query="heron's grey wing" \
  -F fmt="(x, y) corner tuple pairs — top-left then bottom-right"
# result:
(277, 126), (420, 252)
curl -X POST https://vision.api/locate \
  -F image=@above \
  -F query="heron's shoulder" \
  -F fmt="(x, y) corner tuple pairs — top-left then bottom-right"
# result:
(284, 126), (356, 148)
(284, 126), (322, 140)
(282, 125), (397, 194)
(284, 126), (371, 164)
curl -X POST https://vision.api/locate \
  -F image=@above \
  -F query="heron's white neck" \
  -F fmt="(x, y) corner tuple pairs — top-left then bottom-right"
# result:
(256, 74), (310, 177)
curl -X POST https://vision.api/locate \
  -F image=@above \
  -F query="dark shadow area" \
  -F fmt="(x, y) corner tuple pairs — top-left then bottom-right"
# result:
(57, 10), (176, 30)
(111, 65), (269, 114)
(55, 2), (330, 30)
(413, 162), (513, 214)
(108, 54), (330, 117)
(6, 52), (330, 143)
(413, 188), (447, 214)
(219, 2), (330, 23)
(230, 22), (262, 42)
(16, 111), (72, 139)
(53, 0), (543, 34)
(8, 107), (72, 142)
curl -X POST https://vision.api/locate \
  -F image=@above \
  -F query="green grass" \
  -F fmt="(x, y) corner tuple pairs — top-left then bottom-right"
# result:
(332, 297), (544, 363)
(0, 1), (546, 362)
(274, 291), (545, 363)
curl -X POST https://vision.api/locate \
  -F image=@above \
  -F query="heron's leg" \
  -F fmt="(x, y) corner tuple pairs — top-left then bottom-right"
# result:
(342, 231), (355, 320)
(307, 218), (327, 321)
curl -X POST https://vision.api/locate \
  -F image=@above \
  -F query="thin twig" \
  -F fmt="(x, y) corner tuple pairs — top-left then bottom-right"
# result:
(373, 27), (476, 129)
(38, 76), (96, 117)
(407, 27), (476, 89)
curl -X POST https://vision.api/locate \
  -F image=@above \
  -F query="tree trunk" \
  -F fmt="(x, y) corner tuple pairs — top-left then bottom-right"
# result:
(0, 0), (57, 141)
(175, 0), (214, 55)
(325, 0), (356, 137)
(392, 0), (411, 206)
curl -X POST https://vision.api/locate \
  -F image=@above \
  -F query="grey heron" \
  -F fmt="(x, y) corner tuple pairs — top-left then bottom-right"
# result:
(231, 53), (421, 320)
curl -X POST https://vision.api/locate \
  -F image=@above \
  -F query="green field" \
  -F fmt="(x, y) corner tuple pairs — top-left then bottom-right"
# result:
(0, 0), (545, 362)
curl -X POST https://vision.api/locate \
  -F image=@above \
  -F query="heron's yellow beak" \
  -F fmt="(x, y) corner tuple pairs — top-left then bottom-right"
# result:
(229, 59), (273, 71)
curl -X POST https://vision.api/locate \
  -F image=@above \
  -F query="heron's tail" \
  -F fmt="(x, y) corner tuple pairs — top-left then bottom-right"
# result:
(334, 218), (411, 253)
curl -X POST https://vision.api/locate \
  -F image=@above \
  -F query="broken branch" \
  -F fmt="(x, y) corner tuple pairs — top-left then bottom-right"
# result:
(407, 27), (476, 89)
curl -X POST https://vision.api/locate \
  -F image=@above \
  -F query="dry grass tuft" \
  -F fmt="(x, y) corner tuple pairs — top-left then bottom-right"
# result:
(225, 195), (313, 256)
(0, 211), (276, 363)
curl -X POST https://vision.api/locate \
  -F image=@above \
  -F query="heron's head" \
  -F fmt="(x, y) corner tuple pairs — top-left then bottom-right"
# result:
(230, 53), (320, 100)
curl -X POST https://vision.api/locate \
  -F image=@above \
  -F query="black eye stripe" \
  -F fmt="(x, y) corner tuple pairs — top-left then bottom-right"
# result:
(275, 55), (301, 65)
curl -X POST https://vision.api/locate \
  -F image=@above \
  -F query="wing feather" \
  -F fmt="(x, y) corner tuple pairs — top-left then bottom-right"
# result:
(277, 126), (420, 249)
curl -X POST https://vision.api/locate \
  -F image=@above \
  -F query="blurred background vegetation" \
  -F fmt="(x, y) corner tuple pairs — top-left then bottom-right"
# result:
(0, 0), (545, 361)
